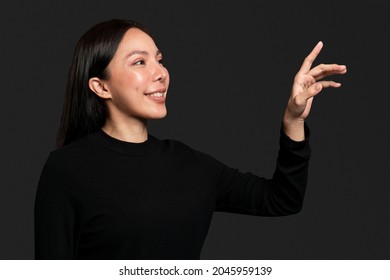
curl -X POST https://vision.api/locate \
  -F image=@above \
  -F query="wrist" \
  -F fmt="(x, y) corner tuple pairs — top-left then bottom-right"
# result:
(283, 116), (305, 141)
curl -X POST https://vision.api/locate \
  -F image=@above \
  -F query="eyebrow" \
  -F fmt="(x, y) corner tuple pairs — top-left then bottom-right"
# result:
(126, 50), (162, 59)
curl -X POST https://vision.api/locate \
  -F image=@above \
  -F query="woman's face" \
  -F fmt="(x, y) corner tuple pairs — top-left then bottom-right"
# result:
(101, 28), (170, 122)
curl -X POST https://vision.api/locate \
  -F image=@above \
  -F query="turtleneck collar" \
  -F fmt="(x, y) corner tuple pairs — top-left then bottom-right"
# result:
(91, 128), (159, 156)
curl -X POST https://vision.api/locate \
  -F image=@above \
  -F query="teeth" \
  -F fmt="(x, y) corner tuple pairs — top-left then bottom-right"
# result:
(148, 92), (164, 97)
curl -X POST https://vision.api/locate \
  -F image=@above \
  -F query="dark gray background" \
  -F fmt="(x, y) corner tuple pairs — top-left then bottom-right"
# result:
(1, 0), (389, 259)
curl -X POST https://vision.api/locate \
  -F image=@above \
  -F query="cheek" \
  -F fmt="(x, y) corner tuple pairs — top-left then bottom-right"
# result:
(110, 71), (146, 96)
(128, 71), (146, 86)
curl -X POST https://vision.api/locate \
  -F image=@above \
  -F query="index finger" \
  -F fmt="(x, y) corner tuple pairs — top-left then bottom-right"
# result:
(298, 41), (323, 73)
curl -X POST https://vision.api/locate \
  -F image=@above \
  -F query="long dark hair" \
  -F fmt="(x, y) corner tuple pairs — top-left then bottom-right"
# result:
(56, 19), (149, 148)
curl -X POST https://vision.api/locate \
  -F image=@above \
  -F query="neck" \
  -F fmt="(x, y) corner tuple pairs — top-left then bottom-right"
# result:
(102, 118), (148, 143)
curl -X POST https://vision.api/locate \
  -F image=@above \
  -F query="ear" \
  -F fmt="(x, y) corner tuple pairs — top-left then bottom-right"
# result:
(89, 77), (111, 99)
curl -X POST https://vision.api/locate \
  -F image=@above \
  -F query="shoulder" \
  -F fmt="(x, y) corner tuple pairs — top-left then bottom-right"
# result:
(160, 137), (193, 151)
(41, 134), (97, 175)
(158, 137), (224, 168)
(156, 136), (205, 158)
(37, 135), (96, 194)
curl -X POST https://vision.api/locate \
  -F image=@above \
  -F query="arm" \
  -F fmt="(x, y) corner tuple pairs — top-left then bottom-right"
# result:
(34, 152), (81, 259)
(213, 124), (311, 216)
(211, 42), (346, 216)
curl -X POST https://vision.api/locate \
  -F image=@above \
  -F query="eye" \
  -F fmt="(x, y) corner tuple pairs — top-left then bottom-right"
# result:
(133, 59), (145, 65)
(158, 59), (164, 65)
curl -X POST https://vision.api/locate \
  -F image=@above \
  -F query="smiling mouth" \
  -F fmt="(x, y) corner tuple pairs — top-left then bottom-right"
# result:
(144, 92), (165, 97)
(144, 91), (166, 103)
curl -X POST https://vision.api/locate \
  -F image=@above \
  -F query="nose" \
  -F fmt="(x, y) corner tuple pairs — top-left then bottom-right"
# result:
(153, 63), (168, 82)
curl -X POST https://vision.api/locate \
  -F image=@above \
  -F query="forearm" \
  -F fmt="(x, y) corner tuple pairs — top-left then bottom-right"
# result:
(266, 123), (311, 215)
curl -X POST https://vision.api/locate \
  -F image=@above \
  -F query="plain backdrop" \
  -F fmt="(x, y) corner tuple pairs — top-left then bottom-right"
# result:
(1, 0), (389, 259)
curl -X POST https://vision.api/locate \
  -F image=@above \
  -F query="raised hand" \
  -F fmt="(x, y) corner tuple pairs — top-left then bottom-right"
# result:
(283, 41), (347, 141)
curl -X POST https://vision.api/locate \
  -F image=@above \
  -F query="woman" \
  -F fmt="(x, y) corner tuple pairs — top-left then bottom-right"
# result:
(34, 19), (347, 259)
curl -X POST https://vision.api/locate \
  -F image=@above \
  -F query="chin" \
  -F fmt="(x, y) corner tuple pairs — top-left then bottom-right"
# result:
(148, 109), (167, 119)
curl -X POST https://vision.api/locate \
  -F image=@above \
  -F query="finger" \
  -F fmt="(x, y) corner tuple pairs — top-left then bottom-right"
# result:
(318, 80), (342, 88)
(298, 41), (323, 74)
(308, 64), (347, 80)
(295, 83), (323, 105)
(297, 80), (342, 103)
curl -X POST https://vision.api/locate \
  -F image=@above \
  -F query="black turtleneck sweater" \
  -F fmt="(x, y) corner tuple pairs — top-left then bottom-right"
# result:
(34, 125), (311, 260)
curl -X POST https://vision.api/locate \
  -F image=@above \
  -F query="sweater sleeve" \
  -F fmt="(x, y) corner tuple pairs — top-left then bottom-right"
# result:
(34, 151), (82, 259)
(202, 123), (311, 216)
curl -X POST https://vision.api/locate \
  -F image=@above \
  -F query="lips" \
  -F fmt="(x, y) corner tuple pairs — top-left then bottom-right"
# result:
(144, 89), (167, 103)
